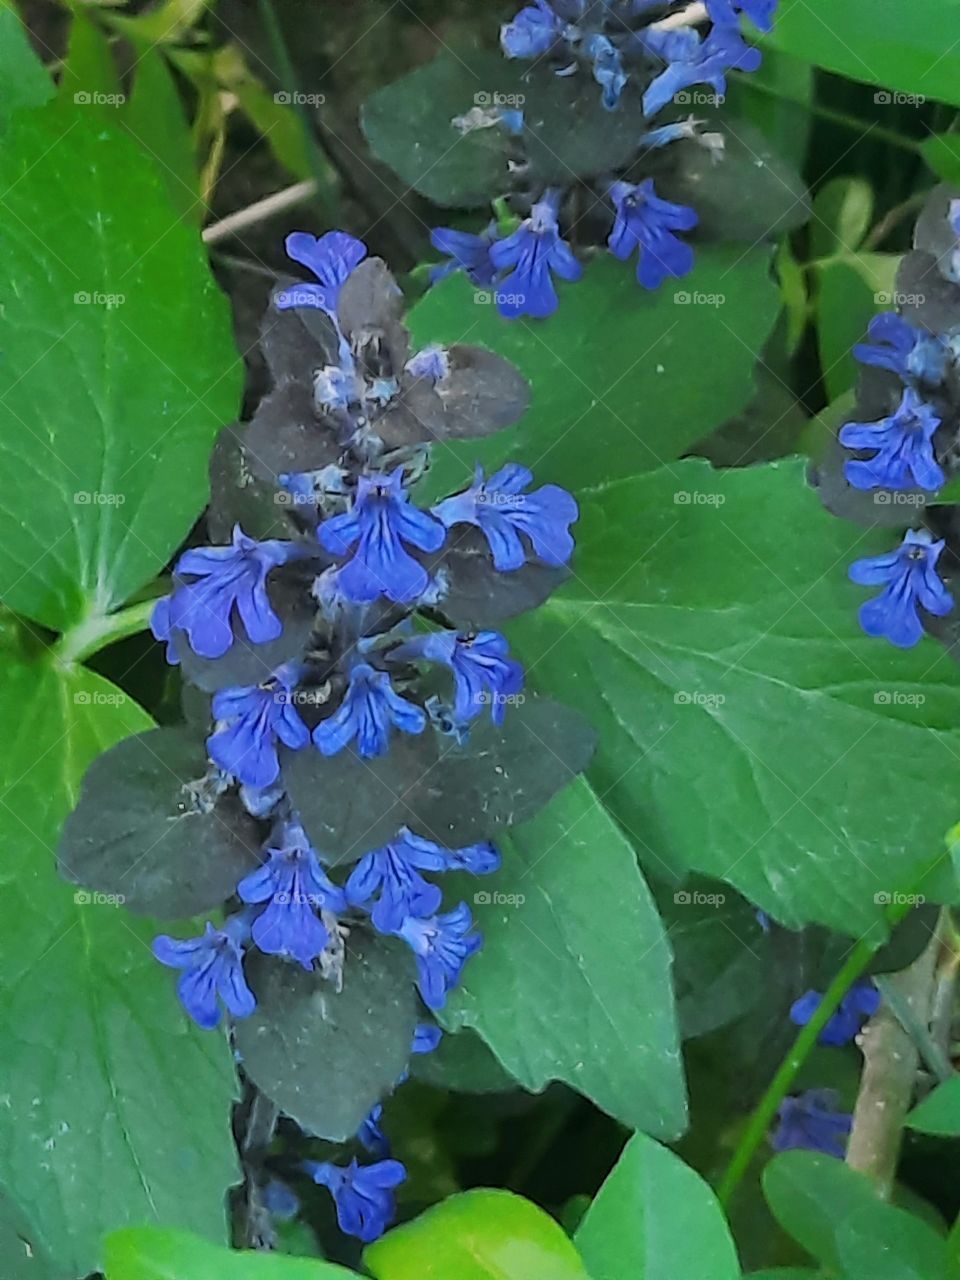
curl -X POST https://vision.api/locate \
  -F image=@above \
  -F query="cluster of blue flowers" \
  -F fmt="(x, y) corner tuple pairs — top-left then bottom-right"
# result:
(148, 230), (579, 1243)
(429, 0), (778, 318)
(771, 979), (880, 1157)
(838, 199), (960, 648)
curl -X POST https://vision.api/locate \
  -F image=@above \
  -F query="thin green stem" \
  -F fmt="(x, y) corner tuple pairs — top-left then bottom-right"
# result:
(716, 901), (914, 1208)
(54, 597), (158, 666)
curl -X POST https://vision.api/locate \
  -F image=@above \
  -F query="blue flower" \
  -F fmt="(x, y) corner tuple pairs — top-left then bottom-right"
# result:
(432, 463), (578, 571)
(706, 0), (778, 31)
(641, 26), (761, 117)
(151, 525), (296, 661)
(500, 0), (569, 59)
(313, 662), (426, 758)
(346, 828), (499, 932)
(771, 1090), (852, 1158)
(849, 528), (953, 648)
(488, 191), (582, 319)
(319, 470), (446, 604)
(412, 1023), (443, 1055)
(275, 230), (367, 313)
(853, 313), (947, 387)
(357, 1103), (389, 1157)
(398, 903), (483, 1010)
(839, 387), (944, 491)
(305, 1158), (406, 1243)
(406, 345), (451, 384)
(430, 224), (498, 286)
(608, 178), (698, 289)
(237, 821), (347, 968)
(584, 33), (628, 110)
(152, 916), (256, 1030)
(393, 631), (524, 726)
(207, 666), (311, 788)
(790, 981), (881, 1047)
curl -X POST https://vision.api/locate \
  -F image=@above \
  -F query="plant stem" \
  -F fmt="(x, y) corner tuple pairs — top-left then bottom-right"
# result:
(716, 901), (914, 1208)
(54, 597), (158, 666)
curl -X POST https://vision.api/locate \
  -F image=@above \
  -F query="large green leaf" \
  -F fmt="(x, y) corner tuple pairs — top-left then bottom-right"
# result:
(0, 1187), (68, 1280)
(411, 249), (779, 501)
(767, 0), (960, 108)
(443, 775), (687, 1139)
(0, 101), (241, 631)
(0, 1), (53, 126)
(0, 658), (240, 1275)
(575, 1133), (740, 1280)
(506, 457), (960, 935)
(364, 1189), (591, 1280)
(105, 1227), (356, 1279)
(763, 1152), (947, 1276)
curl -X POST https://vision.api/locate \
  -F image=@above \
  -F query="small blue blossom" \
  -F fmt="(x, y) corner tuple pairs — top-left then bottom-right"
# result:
(319, 470), (446, 604)
(275, 230), (367, 313)
(499, 107), (525, 135)
(849, 528), (953, 648)
(608, 178), (698, 289)
(412, 1023), (443, 1055)
(771, 1090), (852, 1158)
(151, 525), (296, 661)
(237, 821), (347, 968)
(790, 981), (881, 1047)
(488, 191), (582, 319)
(313, 662), (426, 758)
(398, 903), (483, 1010)
(432, 463), (578, 571)
(853, 313), (948, 387)
(357, 1103), (389, 1157)
(839, 387), (944, 492)
(430, 224), (498, 286)
(393, 631), (524, 726)
(207, 665), (310, 789)
(706, 0), (778, 31)
(405, 345), (451, 383)
(346, 828), (499, 932)
(500, 0), (569, 59)
(584, 33), (628, 110)
(152, 916), (255, 1030)
(305, 1158), (406, 1243)
(641, 26), (761, 117)
(262, 1179), (301, 1222)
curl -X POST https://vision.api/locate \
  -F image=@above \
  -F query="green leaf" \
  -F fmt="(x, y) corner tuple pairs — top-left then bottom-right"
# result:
(444, 774), (687, 1138)
(763, 1151), (948, 1276)
(575, 1132), (740, 1280)
(767, 0), (960, 108)
(364, 1189), (591, 1280)
(922, 134), (960, 185)
(504, 457), (960, 934)
(907, 1075), (960, 1135)
(125, 49), (201, 222)
(235, 932), (418, 1142)
(412, 249), (779, 502)
(0, 101), (241, 632)
(815, 260), (877, 400)
(361, 52), (516, 208)
(57, 9), (121, 105)
(0, 658), (239, 1275)
(810, 177), (874, 261)
(0, 0), (53, 126)
(105, 1226), (356, 1279)
(0, 1187), (69, 1280)
(58, 726), (260, 918)
(284, 696), (596, 864)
